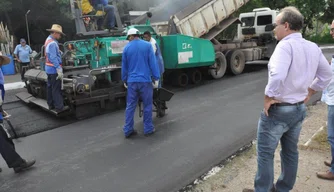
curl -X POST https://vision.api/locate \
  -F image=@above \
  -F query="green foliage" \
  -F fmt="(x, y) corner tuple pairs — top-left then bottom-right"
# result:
(305, 22), (334, 44)
(307, 34), (334, 44)
(0, 0), (12, 12)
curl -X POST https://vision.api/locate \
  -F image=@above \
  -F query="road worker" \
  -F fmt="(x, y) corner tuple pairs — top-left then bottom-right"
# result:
(0, 53), (35, 173)
(13, 38), (33, 81)
(45, 24), (65, 112)
(90, 0), (117, 30)
(122, 28), (160, 138)
(143, 31), (165, 88)
(0, 52), (10, 119)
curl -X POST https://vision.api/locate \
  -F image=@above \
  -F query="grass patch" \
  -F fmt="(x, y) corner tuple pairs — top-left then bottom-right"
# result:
(313, 126), (331, 150)
(303, 126), (331, 151)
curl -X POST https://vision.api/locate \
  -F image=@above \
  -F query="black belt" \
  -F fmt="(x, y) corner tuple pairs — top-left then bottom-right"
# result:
(274, 101), (304, 106)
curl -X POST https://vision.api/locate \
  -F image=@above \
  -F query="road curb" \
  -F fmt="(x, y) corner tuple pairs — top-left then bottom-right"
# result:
(303, 122), (327, 147)
(320, 46), (334, 51)
(4, 82), (25, 91)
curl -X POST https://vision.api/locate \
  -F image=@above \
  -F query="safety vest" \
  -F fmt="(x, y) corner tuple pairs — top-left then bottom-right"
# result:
(44, 38), (61, 67)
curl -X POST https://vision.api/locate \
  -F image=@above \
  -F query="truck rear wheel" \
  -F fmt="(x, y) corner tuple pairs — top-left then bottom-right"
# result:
(210, 52), (227, 79)
(172, 72), (189, 87)
(227, 50), (245, 75)
(189, 70), (202, 84)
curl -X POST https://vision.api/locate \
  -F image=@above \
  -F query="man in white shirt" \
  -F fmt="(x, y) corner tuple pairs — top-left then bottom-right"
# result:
(316, 19), (334, 180)
(143, 31), (157, 53)
(143, 31), (165, 88)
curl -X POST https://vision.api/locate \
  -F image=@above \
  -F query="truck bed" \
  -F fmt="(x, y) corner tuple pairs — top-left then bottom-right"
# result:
(135, 0), (250, 40)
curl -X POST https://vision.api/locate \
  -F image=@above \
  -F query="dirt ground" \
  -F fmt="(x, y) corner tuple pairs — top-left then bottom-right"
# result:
(189, 102), (333, 192)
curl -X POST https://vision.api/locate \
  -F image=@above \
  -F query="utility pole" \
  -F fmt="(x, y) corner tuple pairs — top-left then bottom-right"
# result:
(25, 10), (31, 45)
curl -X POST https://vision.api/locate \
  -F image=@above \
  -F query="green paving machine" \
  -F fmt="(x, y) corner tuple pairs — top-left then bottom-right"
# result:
(16, 0), (174, 119)
(14, 0), (179, 119)
(16, 0), (275, 119)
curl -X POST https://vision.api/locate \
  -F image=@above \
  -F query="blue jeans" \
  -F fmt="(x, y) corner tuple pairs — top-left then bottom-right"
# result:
(327, 105), (334, 173)
(123, 82), (154, 136)
(255, 104), (307, 192)
(95, 4), (115, 28)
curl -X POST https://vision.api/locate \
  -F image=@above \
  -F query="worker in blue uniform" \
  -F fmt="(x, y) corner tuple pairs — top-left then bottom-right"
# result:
(122, 28), (160, 138)
(0, 52), (10, 119)
(13, 38), (33, 81)
(90, 0), (117, 30)
(45, 24), (65, 112)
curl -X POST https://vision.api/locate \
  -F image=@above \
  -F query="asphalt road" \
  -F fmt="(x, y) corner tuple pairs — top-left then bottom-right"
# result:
(0, 64), (268, 192)
(0, 49), (331, 192)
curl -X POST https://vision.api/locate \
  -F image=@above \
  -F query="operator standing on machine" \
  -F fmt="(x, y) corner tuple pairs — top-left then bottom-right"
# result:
(45, 24), (65, 112)
(90, 0), (117, 30)
(122, 28), (160, 138)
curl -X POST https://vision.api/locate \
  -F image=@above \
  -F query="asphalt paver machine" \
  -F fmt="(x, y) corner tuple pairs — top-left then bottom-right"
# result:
(16, 0), (174, 119)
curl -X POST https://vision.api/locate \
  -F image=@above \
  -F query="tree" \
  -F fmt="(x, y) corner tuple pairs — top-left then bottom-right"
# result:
(319, 0), (334, 24)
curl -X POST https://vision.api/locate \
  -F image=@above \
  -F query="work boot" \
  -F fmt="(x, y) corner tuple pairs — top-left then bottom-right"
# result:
(13, 159), (36, 173)
(54, 106), (69, 113)
(316, 170), (334, 180)
(324, 160), (332, 167)
(144, 129), (156, 137)
(125, 130), (138, 139)
(242, 185), (276, 192)
(106, 26), (118, 31)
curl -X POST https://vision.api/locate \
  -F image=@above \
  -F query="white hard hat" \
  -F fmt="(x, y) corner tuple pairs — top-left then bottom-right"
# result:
(127, 28), (140, 36)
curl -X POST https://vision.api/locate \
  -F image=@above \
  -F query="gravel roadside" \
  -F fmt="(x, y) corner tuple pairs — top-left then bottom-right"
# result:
(188, 102), (333, 192)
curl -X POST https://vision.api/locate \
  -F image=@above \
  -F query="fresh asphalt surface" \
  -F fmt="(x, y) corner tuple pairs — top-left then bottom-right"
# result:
(0, 50), (331, 192)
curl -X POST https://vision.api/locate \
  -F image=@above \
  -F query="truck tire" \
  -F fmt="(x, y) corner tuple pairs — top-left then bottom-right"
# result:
(189, 70), (202, 84)
(173, 72), (189, 87)
(210, 52), (227, 79)
(227, 50), (245, 75)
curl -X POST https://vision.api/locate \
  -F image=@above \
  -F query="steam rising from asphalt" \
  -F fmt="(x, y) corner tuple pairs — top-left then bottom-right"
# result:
(131, 0), (201, 24)
(149, 0), (200, 23)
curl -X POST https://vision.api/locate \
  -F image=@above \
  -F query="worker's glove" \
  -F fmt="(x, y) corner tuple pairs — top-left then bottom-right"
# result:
(56, 68), (63, 80)
(123, 83), (128, 89)
(152, 80), (159, 89)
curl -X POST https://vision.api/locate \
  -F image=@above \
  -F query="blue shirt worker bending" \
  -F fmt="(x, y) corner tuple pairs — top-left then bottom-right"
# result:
(14, 38), (32, 81)
(90, 0), (117, 30)
(122, 28), (160, 138)
(45, 24), (65, 112)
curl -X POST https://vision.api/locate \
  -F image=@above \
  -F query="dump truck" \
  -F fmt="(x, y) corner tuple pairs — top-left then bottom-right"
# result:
(133, 0), (278, 86)
(16, 0), (277, 118)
